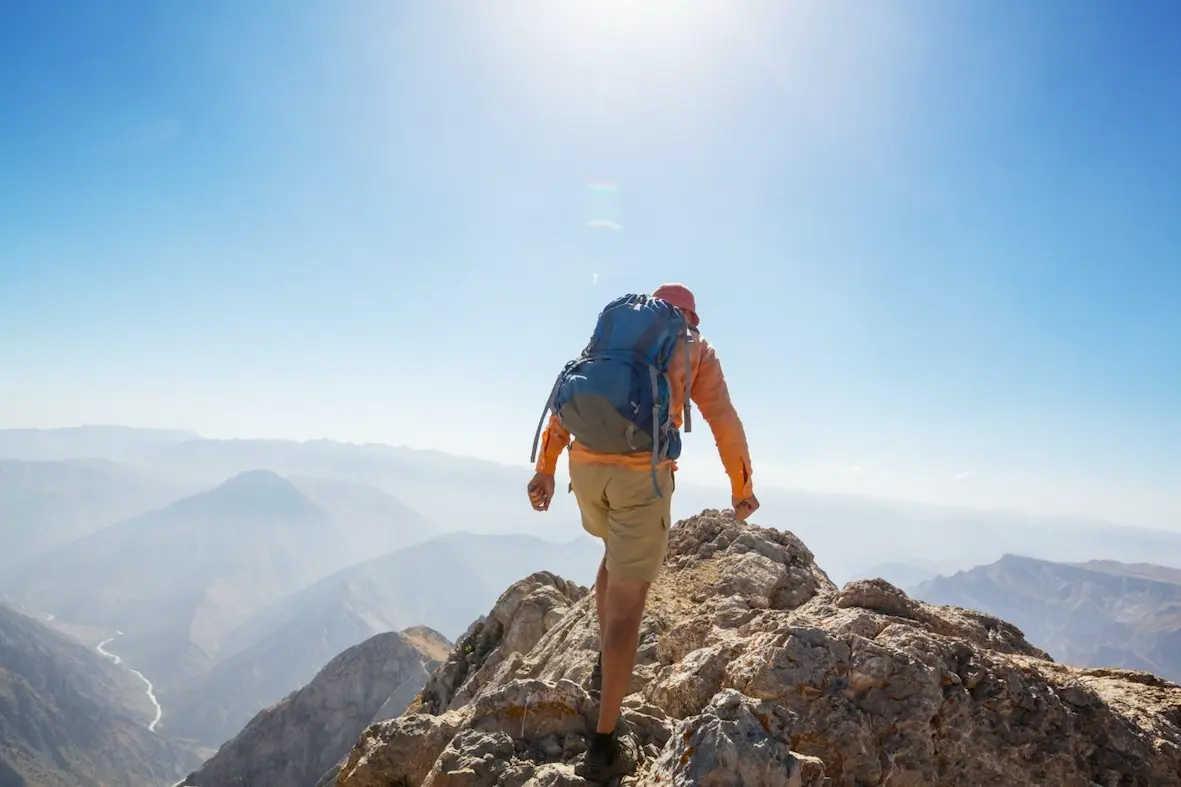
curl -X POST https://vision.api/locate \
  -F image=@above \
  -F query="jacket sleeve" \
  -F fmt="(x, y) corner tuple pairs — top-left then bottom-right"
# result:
(534, 414), (571, 475)
(690, 338), (755, 499)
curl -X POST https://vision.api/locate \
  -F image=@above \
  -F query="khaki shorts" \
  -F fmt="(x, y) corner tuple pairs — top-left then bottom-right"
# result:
(569, 462), (674, 583)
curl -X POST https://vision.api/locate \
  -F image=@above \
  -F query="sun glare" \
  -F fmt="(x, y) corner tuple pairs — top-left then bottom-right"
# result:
(540, 0), (734, 55)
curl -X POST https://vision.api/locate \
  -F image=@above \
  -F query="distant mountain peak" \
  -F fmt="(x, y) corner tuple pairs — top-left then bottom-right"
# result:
(167, 469), (325, 524)
(218, 468), (292, 490)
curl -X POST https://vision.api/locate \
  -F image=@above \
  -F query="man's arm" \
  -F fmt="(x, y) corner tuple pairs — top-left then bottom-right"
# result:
(535, 413), (571, 476)
(690, 337), (755, 500)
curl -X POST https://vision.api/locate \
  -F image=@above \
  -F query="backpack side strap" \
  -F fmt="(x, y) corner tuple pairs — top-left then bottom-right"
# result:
(649, 364), (662, 497)
(682, 326), (693, 434)
(529, 367), (567, 464)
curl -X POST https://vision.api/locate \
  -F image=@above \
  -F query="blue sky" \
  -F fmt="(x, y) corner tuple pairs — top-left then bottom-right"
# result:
(1, 0), (1178, 527)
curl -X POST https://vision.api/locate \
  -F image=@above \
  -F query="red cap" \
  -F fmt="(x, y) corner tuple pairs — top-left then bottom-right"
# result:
(652, 282), (699, 326)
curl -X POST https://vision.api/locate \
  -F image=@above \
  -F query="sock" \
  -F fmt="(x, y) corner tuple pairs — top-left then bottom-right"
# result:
(590, 731), (614, 754)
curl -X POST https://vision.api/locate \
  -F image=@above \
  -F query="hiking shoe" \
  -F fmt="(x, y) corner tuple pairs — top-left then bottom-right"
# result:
(576, 729), (640, 783)
(588, 653), (602, 698)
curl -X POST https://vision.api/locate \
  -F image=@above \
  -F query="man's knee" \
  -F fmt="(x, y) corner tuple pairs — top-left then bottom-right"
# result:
(603, 575), (649, 628)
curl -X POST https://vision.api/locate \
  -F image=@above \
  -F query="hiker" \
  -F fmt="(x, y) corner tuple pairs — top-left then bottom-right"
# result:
(526, 283), (758, 780)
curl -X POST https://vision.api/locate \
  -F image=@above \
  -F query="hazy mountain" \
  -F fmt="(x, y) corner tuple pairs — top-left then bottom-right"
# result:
(161, 574), (441, 747)
(0, 457), (192, 569)
(912, 554), (1181, 682)
(178, 629), (450, 787)
(7, 426), (1180, 584)
(0, 470), (359, 687)
(228, 530), (599, 647)
(0, 425), (198, 462)
(161, 530), (594, 746)
(0, 602), (202, 787)
(695, 485), (1181, 585)
(2, 430), (559, 539)
(287, 474), (437, 555)
(140, 436), (586, 539)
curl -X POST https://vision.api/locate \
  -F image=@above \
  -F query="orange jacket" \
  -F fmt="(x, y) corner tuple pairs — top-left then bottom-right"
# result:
(534, 330), (754, 499)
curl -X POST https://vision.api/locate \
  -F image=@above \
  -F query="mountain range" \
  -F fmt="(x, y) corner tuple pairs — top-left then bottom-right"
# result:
(2, 425), (1180, 785)
(2, 470), (370, 687)
(0, 457), (194, 569)
(7, 425), (1180, 582)
(913, 554), (1181, 683)
(158, 531), (597, 746)
(1, 431), (602, 751)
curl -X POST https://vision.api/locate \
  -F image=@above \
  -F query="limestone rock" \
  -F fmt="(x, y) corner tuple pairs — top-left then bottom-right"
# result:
(334, 508), (1181, 787)
(336, 709), (467, 787)
(420, 571), (588, 715)
(644, 688), (823, 786)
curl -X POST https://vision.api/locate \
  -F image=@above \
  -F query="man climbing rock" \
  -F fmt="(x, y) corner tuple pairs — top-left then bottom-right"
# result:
(527, 282), (758, 781)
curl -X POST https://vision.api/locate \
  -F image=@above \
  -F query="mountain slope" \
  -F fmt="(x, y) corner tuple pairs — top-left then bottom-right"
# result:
(0, 458), (191, 569)
(178, 629), (450, 787)
(0, 602), (201, 787)
(0, 470), (357, 687)
(913, 554), (1181, 682)
(162, 531), (598, 745)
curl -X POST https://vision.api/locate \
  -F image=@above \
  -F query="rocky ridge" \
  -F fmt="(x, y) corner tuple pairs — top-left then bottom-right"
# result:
(332, 509), (1181, 787)
(179, 627), (451, 787)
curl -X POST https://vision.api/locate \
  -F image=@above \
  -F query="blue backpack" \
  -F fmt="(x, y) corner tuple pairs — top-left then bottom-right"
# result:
(530, 293), (694, 496)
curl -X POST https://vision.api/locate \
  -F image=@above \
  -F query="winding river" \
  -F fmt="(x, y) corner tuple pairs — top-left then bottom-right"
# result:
(96, 631), (163, 733)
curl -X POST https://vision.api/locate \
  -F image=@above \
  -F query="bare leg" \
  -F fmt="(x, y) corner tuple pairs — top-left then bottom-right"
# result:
(596, 573), (650, 734)
(594, 555), (608, 643)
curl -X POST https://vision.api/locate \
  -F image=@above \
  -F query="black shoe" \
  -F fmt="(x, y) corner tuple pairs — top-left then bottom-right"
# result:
(588, 652), (602, 698)
(576, 730), (639, 783)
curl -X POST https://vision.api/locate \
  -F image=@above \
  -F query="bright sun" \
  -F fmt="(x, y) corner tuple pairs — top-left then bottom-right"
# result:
(542, 0), (735, 53)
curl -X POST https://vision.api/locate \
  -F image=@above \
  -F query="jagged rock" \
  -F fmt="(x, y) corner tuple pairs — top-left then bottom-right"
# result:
(335, 508), (1181, 787)
(420, 572), (588, 715)
(423, 729), (517, 786)
(642, 637), (744, 718)
(646, 688), (824, 786)
(469, 679), (593, 740)
(336, 709), (468, 787)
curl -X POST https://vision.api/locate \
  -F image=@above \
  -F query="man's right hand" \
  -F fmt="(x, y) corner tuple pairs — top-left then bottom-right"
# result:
(528, 472), (556, 512)
(732, 494), (760, 521)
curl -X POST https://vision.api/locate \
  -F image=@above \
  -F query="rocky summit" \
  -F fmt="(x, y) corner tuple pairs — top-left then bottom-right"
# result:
(331, 509), (1181, 787)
